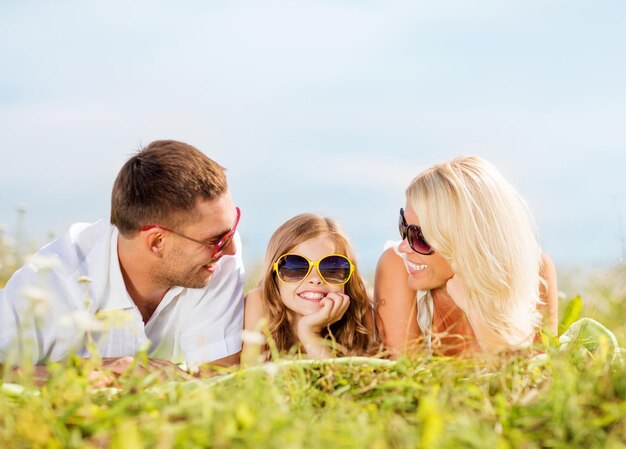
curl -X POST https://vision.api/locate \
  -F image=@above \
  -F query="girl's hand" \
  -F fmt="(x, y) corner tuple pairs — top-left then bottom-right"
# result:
(296, 293), (350, 358)
(297, 292), (351, 335)
(445, 274), (471, 314)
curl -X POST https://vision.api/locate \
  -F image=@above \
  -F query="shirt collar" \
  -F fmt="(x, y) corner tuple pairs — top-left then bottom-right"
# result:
(101, 227), (186, 313)
(101, 226), (135, 311)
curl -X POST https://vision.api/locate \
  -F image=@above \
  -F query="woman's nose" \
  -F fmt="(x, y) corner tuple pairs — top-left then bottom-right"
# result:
(398, 239), (412, 254)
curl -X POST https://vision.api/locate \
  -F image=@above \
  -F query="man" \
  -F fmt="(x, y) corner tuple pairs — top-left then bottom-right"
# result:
(0, 140), (244, 371)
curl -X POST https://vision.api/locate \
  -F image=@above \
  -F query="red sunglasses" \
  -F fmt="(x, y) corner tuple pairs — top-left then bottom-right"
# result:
(141, 207), (241, 260)
(399, 208), (433, 255)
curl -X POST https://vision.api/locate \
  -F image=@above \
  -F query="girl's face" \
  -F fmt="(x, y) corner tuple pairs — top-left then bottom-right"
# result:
(398, 204), (454, 291)
(277, 236), (345, 320)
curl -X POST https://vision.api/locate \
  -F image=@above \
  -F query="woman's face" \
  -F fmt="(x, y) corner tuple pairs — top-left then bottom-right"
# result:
(398, 204), (454, 291)
(276, 236), (345, 320)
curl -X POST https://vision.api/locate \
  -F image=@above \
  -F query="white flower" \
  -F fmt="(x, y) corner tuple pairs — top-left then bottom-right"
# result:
(262, 363), (279, 377)
(28, 254), (60, 271)
(20, 286), (53, 318)
(242, 329), (266, 345)
(59, 310), (105, 333)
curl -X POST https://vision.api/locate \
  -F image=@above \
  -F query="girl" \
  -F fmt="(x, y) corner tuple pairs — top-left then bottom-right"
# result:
(244, 214), (377, 358)
(375, 156), (558, 357)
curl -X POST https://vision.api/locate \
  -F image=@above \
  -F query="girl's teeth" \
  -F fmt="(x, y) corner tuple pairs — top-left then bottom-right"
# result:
(408, 261), (427, 271)
(299, 292), (326, 300)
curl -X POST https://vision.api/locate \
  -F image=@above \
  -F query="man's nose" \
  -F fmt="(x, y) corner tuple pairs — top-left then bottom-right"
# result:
(212, 238), (236, 262)
(222, 238), (237, 256)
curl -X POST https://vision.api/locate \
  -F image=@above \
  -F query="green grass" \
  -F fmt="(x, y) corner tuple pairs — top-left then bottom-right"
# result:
(2, 348), (626, 448)
(2, 237), (626, 448)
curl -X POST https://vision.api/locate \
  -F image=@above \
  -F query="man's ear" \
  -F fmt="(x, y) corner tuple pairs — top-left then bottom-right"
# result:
(145, 231), (166, 256)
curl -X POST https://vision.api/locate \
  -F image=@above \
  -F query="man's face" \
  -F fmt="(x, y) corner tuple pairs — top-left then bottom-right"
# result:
(154, 192), (238, 289)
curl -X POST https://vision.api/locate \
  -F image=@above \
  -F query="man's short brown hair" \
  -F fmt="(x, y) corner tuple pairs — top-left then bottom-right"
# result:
(111, 140), (227, 235)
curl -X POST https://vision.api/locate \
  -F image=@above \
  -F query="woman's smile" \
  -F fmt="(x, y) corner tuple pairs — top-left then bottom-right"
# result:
(405, 260), (428, 274)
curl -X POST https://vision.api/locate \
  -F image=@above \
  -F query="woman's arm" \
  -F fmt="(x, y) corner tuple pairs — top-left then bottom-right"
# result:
(446, 252), (559, 352)
(444, 274), (511, 353)
(374, 247), (420, 358)
(539, 252), (558, 335)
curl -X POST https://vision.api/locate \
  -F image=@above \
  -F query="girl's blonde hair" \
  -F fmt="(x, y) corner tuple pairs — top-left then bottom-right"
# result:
(260, 214), (377, 355)
(406, 156), (543, 349)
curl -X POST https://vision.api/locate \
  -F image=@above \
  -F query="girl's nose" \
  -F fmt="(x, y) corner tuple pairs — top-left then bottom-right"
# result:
(306, 266), (324, 285)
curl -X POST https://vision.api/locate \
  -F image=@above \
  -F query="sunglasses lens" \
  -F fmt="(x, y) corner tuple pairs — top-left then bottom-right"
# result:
(318, 255), (352, 285)
(276, 254), (310, 283)
(400, 208), (432, 255)
(407, 226), (432, 255)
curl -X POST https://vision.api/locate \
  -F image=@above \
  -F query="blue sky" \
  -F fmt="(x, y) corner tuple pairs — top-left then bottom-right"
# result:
(1, 0), (625, 277)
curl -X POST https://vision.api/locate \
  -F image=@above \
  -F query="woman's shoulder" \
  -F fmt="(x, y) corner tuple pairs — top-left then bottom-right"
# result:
(376, 245), (406, 275)
(374, 244), (417, 306)
(540, 252), (556, 278)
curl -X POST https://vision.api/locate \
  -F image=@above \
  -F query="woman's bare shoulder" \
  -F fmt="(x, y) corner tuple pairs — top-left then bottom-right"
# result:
(376, 246), (406, 277)
(374, 246), (415, 307)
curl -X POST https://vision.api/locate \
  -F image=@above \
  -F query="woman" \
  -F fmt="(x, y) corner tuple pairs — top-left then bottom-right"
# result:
(375, 156), (558, 357)
(245, 214), (378, 358)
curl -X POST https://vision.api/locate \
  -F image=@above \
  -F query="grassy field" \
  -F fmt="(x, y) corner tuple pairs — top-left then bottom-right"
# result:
(1, 236), (626, 448)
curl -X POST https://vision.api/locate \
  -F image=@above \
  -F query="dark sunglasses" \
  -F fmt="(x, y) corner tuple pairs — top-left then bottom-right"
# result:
(399, 208), (433, 255)
(273, 254), (355, 286)
(140, 207), (241, 260)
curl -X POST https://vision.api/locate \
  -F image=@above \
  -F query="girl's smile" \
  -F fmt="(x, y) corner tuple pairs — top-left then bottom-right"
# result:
(297, 290), (329, 302)
(278, 236), (344, 320)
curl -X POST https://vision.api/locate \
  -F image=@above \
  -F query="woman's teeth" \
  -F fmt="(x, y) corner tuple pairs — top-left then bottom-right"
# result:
(298, 292), (327, 301)
(407, 261), (427, 271)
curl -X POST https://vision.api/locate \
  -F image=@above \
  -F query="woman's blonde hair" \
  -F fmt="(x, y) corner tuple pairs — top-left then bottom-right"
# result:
(406, 156), (543, 349)
(260, 214), (377, 356)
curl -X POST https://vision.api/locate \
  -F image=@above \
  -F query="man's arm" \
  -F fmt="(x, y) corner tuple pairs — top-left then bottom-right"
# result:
(4, 356), (194, 387)
(0, 264), (59, 365)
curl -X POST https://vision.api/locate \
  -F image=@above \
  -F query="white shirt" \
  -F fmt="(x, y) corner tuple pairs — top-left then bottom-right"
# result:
(0, 219), (245, 367)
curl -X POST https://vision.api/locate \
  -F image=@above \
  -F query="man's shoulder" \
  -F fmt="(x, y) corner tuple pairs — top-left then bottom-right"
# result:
(4, 219), (114, 289)
(38, 219), (114, 270)
(1, 219), (118, 315)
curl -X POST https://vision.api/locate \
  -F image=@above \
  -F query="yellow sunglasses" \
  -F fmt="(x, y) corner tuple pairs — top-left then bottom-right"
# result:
(273, 253), (355, 286)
